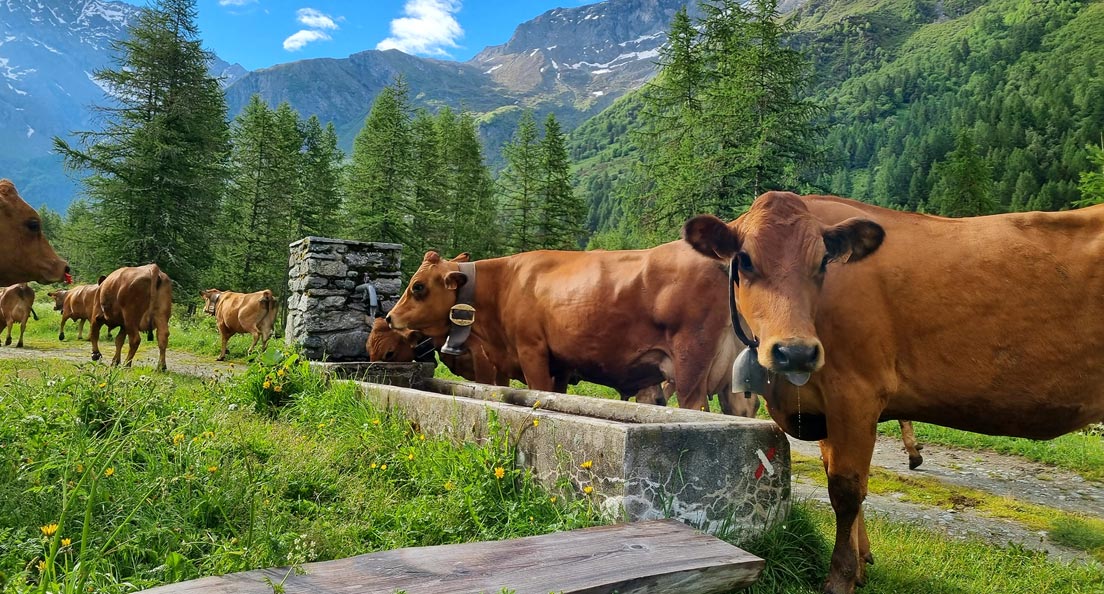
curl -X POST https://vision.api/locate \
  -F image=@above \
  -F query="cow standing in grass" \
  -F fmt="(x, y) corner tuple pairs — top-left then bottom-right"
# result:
(0, 283), (38, 348)
(200, 288), (277, 361)
(91, 264), (172, 371)
(0, 179), (69, 286)
(49, 280), (106, 341)
(683, 191), (1104, 594)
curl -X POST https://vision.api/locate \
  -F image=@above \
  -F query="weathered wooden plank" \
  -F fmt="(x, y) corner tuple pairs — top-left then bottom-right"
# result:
(140, 520), (763, 594)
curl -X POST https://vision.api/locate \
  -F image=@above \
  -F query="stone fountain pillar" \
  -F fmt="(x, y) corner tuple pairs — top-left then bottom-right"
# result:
(285, 237), (402, 361)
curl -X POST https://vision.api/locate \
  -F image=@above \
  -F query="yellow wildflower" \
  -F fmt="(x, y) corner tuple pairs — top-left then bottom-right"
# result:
(407, 453), (414, 461)
(277, 368), (285, 377)
(318, 423), (326, 429)
(98, 383), (106, 389)
(532, 419), (539, 427)
(583, 485), (594, 495)
(61, 538), (71, 547)
(444, 480), (454, 491)
(529, 516), (535, 522)
(104, 467), (115, 477)
(370, 463), (378, 469)
(40, 523), (59, 537)
(263, 381), (271, 389)
(494, 467), (505, 479)
(372, 419), (381, 425)
(419, 434), (426, 441)
(533, 400), (541, 409)
(207, 466), (218, 473)
(549, 496), (557, 504)
(75, 464), (84, 474)
(274, 384), (283, 393)
(37, 560), (46, 572)
(172, 433), (185, 445)
(580, 460), (593, 470)
(380, 464), (388, 470)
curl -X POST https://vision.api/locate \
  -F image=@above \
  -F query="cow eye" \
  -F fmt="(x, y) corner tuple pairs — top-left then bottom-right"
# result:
(412, 282), (425, 294)
(384, 350), (395, 361)
(819, 254), (831, 274)
(25, 219), (40, 233)
(736, 252), (755, 275)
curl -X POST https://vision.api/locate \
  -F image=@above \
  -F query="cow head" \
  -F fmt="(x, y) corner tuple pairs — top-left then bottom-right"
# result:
(47, 290), (68, 311)
(682, 191), (884, 374)
(0, 180), (69, 286)
(200, 289), (222, 316)
(386, 251), (471, 336)
(367, 317), (420, 362)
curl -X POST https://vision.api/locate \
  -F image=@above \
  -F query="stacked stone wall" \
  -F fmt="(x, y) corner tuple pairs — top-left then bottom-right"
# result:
(286, 237), (402, 361)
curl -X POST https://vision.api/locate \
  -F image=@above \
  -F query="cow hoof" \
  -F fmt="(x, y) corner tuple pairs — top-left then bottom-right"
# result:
(59, 333), (65, 341)
(91, 352), (102, 361)
(823, 578), (856, 594)
(16, 343), (22, 349)
(909, 454), (924, 470)
(216, 355), (226, 362)
(3, 338), (9, 346)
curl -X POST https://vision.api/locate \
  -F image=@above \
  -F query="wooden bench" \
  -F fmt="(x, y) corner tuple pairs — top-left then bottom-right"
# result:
(139, 519), (764, 594)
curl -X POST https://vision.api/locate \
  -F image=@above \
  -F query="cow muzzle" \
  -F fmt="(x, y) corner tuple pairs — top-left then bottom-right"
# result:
(765, 339), (823, 374)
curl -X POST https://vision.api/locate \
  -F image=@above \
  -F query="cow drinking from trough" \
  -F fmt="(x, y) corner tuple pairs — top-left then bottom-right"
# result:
(200, 289), (277, 361)
(683, 191), (1104, 594)
(0, 179), (70, 286)
(0, 284), (38, 348)
(385, 246), (734, 411)
(90, 264), (172, 371)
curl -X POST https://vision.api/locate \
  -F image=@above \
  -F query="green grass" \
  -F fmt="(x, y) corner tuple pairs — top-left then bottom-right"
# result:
(879, 421), (1104, 482)
(0, 355), (602, 593)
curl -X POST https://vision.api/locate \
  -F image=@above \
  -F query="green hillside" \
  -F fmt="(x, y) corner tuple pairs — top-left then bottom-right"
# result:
(569, 0), (1104, 234)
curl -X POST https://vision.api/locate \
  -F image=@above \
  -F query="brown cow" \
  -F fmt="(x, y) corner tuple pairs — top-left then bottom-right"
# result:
(49, 281), (106, 341)
(0, 284), (38, 348)
(683, 191), (1104, 594)
(0, 179), (69, 286)
(90, 264), (172, 371)
(199, 289), (277, 361)
(386, 244), (733, 411)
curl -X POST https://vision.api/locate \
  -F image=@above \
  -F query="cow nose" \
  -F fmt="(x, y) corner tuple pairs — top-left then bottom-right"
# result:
(771, 343), (819, 371)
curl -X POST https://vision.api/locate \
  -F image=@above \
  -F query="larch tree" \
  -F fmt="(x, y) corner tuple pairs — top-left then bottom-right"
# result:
(448, 111), (498, 258)
(296, 116), (345, 239)
(537, 113), (585, 249)
(54, 0), (229, 294)
(498, 111), (542, 253)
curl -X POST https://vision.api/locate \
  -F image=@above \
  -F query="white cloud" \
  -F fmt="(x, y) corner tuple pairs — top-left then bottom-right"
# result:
(283, 29), (331, 51)
(296, 8), (338, 30)
(218, 0), (256, 6)
(377, 0), (463, 57)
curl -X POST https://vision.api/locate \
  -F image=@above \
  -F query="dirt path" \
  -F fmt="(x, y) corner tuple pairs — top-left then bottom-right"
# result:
(789, 435), (1104, 562)
(2, 342), (1102, 562)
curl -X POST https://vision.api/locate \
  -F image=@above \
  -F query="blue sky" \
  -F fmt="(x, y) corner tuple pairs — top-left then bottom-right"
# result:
(133, 1), (590, 70)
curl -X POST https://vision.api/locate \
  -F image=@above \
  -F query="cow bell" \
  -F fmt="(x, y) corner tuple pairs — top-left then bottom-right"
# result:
(732, 347), (768, 397)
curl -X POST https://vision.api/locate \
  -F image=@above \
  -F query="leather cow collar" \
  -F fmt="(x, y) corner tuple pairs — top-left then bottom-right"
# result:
(440, 262), (477, 356)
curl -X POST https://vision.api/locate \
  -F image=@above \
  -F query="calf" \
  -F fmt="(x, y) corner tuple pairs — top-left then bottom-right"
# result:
(90, 264), (172, 371)
(200, 289), (277, 361)
(0, 283), (38, 348)
(0, 179), (69, 285)
(48, 280), (105, 341)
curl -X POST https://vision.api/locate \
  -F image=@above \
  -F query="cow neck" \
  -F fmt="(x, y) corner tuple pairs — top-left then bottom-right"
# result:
(728, 261), (759, 350)
(205, 291), (222, 316)
(440, 261), (478, 356)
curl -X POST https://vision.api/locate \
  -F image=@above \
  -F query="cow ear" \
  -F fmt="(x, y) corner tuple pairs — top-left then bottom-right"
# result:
(424, 251), (441, 264)
(682, 215), (739, 260)
(450, 252), (471, 263)
(443, 271), (468, 290)
(372, 317), (389, 331)
(823, 218), (884, 263)
(405, 330), (427, 346)
(97, 275), (107, 284)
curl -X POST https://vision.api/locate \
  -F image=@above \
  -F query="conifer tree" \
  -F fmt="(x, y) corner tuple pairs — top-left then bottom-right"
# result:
(344, 77), (413, 245)
(1073, 140), (1104, 207)
(449, 111), (498, 257)
(54, 0), (229, 294)
(537, 113), (585, 249)
(498, 111), (542, 253)
(410, 109), (448, 255)
(297, 116), (345, 238)
(929, 130), (997, 217)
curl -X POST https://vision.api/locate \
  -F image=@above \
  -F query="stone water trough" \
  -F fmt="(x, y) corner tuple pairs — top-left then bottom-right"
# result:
(314, 362), (792, 539)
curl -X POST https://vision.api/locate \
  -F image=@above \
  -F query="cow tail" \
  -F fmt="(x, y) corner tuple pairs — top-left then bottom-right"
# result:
(143, 266), (160, 341)
(30, 307), (38, 321)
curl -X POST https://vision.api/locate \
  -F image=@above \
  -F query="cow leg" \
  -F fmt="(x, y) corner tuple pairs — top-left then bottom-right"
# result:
(900, 421), (923, 470)
(246, 331), (261, 356)
(669, 337), (711, 412)
(155, 317), (168, 372)
(111, 328), (128, 366)
(820, 407), (879, 594)
(15, 319), (26, 348)
(259, 328), (272, 353)
(77, 319), (86, 341)
(2, 321), (11, 346)
(217, 328), (230, 362)
(59, 314), (69, 341)
(517, 345), (555, 392)
(89, 318), (104, 361)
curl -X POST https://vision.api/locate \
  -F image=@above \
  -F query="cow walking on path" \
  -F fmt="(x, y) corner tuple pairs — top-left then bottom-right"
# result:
(200, 289), (277, 361)
(0, 284), (38, 348)
(683, 191), (1104, 594)
(49, 281), (105, 341)
(91, 264), (172, 371)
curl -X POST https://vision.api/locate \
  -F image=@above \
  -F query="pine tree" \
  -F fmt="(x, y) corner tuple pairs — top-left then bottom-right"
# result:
(54, 0), (229, 294)
(410, 108), (448, 255)
(344, 77), (413, 245)
(498, 111), (542, 253)
(1073, 140), (1104, 208)
(297, 116), (344, 238)
(537, 113), (585, 249)
(929, 131), (997, 217)
(448, 111), (499, 258)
